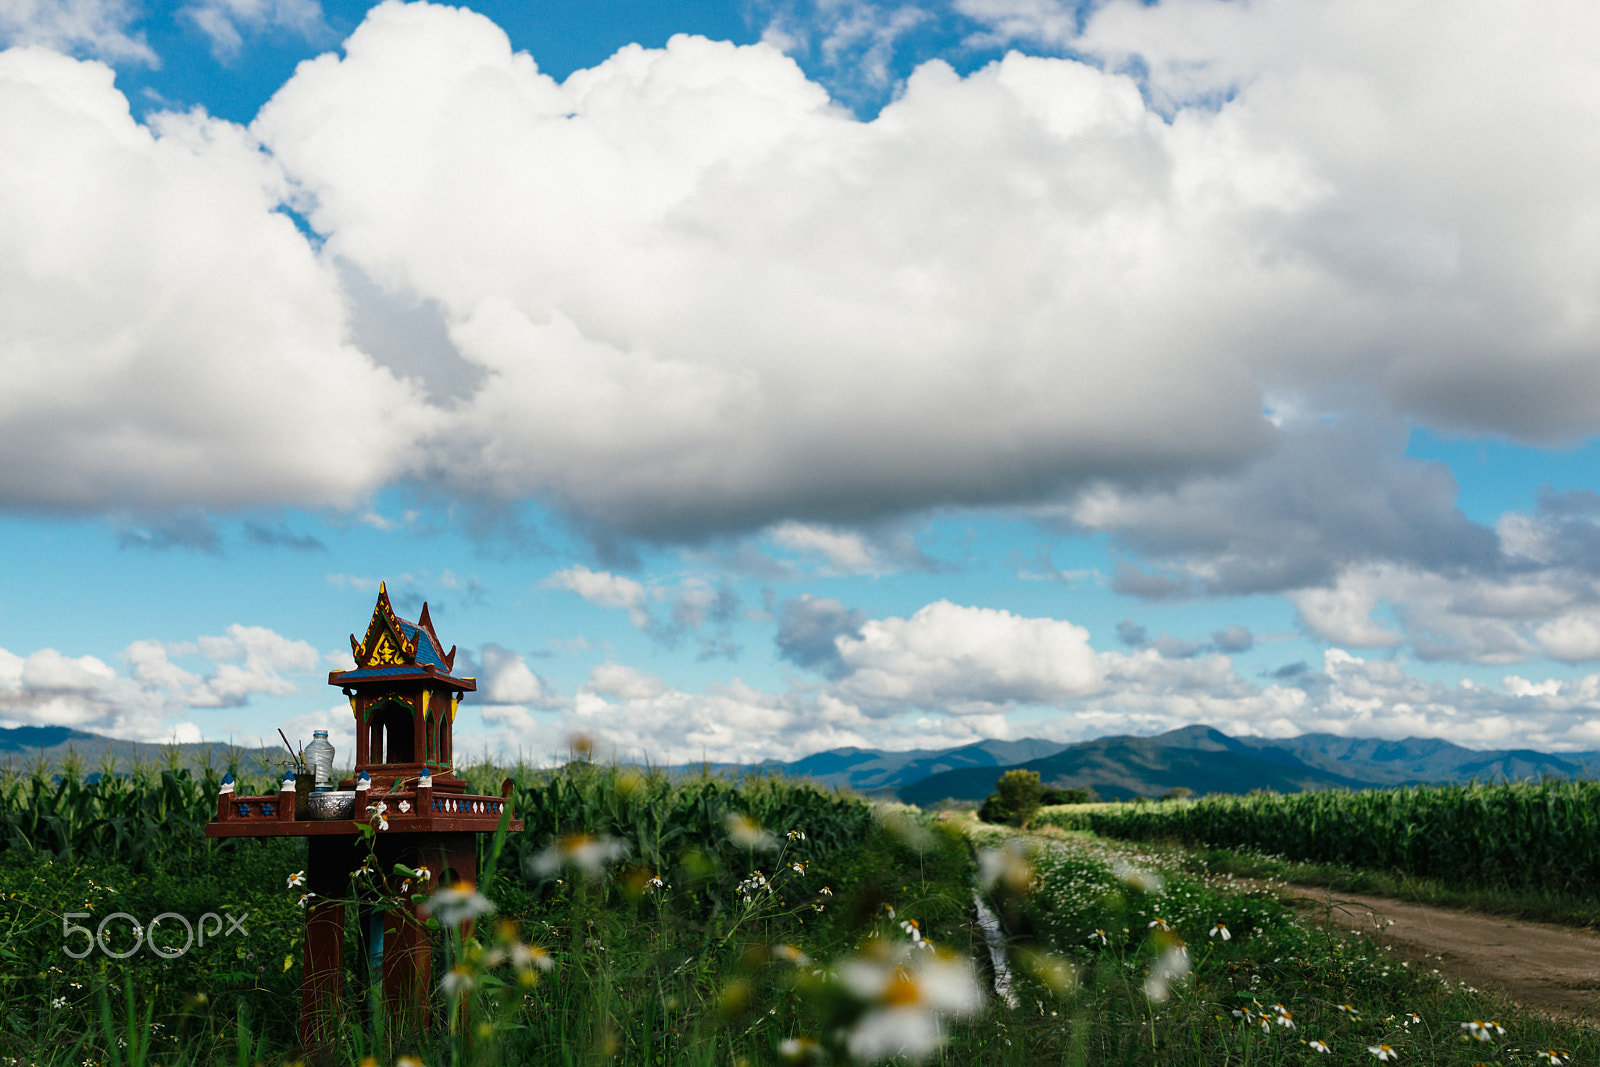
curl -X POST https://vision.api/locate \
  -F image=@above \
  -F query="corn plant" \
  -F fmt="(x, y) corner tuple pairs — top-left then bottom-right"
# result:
(1038, 779), (1600, 891)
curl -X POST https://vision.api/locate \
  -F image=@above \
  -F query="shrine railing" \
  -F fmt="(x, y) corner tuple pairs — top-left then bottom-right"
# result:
(225, 797), (284, 820)
(432, 794), (507, 816)
(211, 778), (514, 828)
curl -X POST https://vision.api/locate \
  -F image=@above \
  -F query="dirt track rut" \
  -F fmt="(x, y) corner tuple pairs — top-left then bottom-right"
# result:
(1280, 884), (1600, 1023)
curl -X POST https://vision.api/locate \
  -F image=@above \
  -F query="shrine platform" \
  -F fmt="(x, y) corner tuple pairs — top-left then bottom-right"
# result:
(204, 779), (521, 838)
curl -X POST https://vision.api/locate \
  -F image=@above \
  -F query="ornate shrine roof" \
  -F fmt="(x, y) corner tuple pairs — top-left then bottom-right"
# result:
(328, 582), (476, 690)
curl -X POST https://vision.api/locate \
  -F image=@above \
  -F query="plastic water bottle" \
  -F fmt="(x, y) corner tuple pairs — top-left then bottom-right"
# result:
(306, 730), (336, 792)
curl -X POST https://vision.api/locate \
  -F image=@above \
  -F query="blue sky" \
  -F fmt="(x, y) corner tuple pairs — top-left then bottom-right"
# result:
(3, 0), (1599, 764)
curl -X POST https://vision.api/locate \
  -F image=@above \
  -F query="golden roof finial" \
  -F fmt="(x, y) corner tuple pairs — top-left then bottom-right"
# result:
(351, 581), (418, 667)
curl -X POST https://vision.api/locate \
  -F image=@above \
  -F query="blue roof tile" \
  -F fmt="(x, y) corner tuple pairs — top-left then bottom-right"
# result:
(399, 621), (449, 669)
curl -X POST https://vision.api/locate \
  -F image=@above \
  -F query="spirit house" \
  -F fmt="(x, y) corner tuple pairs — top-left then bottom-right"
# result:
(332, 582), (475, 788)
(207, 583), (521, 1046)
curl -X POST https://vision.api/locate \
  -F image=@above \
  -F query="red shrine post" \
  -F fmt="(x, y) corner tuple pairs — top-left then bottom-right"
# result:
(206, 583), (523, 1047)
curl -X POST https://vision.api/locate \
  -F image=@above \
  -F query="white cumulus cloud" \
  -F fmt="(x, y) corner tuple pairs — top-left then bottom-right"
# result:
(6, 0), (1600, 552)
(0, 0), (155, 65)
(252, 4), (1287, 537)
(584, 663), (666, 701)
(180, 0), (328, 61)
(0, 625), (321, 739)
(833, 600), (1104, 714)
(241, 0), (1600, 543)
(0, 45), (434, 513)
(475, 643), (557, 706)
(544, 566), (649, 626)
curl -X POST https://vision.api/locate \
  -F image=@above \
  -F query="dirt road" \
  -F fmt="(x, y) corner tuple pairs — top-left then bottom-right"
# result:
(1280, 884), (1600, 1022)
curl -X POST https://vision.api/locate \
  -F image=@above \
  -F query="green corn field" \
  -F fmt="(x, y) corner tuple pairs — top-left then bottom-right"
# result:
(1036, 778), (1600, 891)
(0, 754), (232, 875)
(459, 758), (876, 887)
(0, 752), (876, 889)
(0, 753), (951, 1064)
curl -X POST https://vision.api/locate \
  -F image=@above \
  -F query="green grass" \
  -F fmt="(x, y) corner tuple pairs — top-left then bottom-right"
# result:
(3, 761), (1596, 1066)
(969, 822), (1596, 1066)
(0, 838), (311, 1057)
(1032, 791), (1600, 929)
(1180, 845), (1600, 930)
(0, 760), (993, 1065)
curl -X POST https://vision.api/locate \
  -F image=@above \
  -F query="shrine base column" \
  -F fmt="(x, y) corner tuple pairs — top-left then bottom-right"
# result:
(381, 893), (431, 1030)
(301, 835), (356, 1048)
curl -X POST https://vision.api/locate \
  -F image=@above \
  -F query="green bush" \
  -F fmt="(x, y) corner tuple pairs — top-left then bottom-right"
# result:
(976, 791), (1011, 825)
(982, 769), (1043, 829)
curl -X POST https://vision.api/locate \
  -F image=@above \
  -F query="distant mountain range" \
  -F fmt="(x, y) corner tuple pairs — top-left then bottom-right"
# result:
(5, 723), (1595, 801)
(746, 725), (1600, 803)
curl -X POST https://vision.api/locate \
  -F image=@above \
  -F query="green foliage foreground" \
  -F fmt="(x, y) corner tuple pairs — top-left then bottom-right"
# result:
(0, 759), (984, 1066)
(971, 824), (1595, 1066)
(0, 759), (1595, 1066)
